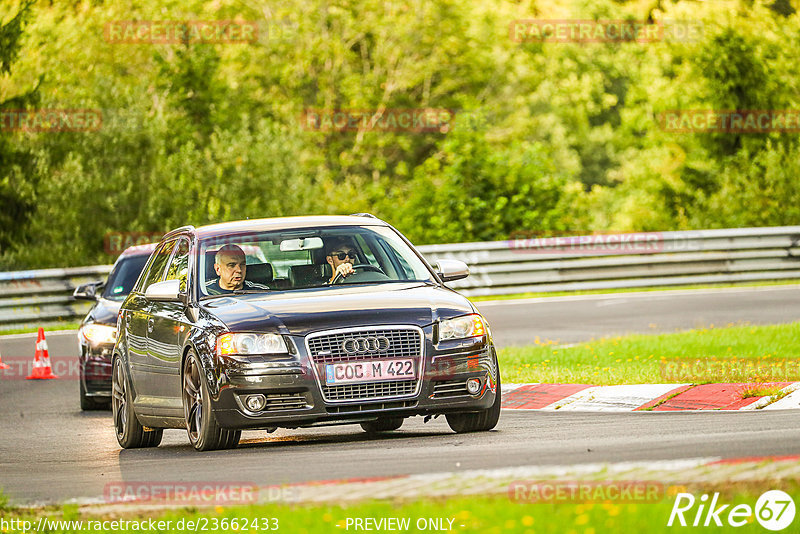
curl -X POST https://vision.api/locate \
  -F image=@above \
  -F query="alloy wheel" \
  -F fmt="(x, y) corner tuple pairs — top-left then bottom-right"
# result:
(183, 356), (204, 443)
(112, 359), (128, 439)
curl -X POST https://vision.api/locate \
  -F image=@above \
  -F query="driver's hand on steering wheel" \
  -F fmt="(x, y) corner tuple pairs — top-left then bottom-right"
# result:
(335, 263), (354, 279)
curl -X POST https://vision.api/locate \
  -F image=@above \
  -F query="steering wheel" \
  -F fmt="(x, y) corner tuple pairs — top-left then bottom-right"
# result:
(331, 264), (385, 284)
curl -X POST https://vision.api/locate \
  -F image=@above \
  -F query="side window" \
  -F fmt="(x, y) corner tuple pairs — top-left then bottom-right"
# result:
(164, 239), (190, 293)
(141, 240), (177, 292)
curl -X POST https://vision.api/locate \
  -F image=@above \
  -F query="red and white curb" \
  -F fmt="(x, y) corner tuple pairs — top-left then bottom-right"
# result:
(502, 382), (800, 411)
(75, 455), (800, 512)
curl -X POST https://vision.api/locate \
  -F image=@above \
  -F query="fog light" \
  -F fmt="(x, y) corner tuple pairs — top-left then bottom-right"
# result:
(245, 394), (266, 412)
(466, 378), (482, 395)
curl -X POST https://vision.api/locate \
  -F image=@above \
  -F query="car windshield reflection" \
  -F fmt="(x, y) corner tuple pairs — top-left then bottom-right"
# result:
(198, 225), (434, 298)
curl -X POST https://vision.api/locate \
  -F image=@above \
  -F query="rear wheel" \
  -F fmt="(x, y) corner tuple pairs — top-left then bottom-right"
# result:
(112, 357), (163, 448)
(360, 417), (404, 433)
(182, 351), (240, 451)
(446, 373), (502, 433)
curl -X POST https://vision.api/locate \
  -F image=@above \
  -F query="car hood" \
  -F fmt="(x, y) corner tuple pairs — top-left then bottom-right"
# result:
(200, 283), (475, 336)
(85, 298), (123, 326)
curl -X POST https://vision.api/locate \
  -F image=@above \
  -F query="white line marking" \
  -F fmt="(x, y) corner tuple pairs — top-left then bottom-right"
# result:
(475, 284), (800, 307)
(0, 329), (77, 340)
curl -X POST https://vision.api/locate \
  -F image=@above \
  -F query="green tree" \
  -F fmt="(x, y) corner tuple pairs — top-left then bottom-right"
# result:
(391, 126), (576, 244)
(0, 0), (39, 256)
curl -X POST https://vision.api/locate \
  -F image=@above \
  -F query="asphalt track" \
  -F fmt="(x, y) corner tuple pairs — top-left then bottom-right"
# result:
(2, 377), (800, 506)
(475, 285), (800, 346)
(1, 286), (799, 505)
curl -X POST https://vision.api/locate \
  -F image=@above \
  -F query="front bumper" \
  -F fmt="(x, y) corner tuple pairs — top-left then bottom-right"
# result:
(209, 329), (499, 430)
(80, 343), (113, 397)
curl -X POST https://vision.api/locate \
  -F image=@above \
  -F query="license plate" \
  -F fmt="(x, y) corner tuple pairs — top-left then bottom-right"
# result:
(325, 359), (415, 385)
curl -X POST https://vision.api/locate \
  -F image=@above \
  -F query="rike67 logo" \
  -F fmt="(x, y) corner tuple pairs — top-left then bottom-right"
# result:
(668, 490), (796, 530)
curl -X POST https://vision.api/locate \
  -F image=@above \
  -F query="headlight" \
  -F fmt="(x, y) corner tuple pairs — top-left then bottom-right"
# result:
(216, 333), (287, 356)
(439, 314), (486, 341)
(80, 324), (117, 345)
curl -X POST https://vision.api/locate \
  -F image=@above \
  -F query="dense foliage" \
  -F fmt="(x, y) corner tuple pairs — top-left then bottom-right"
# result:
(1, 0), (799, 268)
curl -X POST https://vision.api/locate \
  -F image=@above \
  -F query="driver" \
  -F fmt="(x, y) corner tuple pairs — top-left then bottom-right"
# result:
(325, 238), (359, 283)
(206, 244), (269, 295)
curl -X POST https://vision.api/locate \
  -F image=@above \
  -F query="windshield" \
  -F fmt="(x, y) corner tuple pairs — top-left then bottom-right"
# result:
(199, 226), (434, 298)
(102, 254), (150, 301)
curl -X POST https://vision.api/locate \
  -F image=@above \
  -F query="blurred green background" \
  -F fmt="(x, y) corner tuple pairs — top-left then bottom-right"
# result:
(1, 0), (799, 269)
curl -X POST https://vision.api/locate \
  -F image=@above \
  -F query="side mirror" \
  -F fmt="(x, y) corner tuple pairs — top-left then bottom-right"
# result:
(145, 279), (184, 303)
(434, 259), (469, 282)
(73, 281), (103, 301)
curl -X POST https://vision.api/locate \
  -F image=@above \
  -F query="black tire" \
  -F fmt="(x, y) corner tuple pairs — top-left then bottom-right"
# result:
(445, 372), (502, 433)
(80, 375), (109, 411)
(112, 357), (163, 448)
(182, 351), (240, 451)
(360, 417), (404, 433)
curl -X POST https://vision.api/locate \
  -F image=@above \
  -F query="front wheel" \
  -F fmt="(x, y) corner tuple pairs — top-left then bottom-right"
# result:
(445, 373), (501, 433)
(112, 357), (163, 448)
(182, 351), (240, 451)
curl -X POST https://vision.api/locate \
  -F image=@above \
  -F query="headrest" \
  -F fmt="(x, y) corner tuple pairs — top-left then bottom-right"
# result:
(289, 264), (325, 288)
(246, 263), (274, 285)
(205, 250), (217, 280)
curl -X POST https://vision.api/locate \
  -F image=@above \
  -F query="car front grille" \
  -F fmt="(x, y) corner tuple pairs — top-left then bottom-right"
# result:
(326, 400), (416, 414)
(263, 393), (309, 411)
(306, 326), (424, 403)
(324, 379), (417, 401)
(307, 327), (422, 364)
(431, 379), (469, 398)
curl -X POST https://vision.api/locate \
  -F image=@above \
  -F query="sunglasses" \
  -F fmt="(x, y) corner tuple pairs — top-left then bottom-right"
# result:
(331, 251), (357, 260)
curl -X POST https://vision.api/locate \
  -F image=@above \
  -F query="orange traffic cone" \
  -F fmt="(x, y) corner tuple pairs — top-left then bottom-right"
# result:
(0, 346), (9, 370)
(26, 327), (58, 380)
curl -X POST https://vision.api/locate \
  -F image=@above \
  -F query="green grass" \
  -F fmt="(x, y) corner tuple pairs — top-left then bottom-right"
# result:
(0, 322), (82, 335)
(498, 321), (800, 385)
(469, 279), (800, 302)
(0, 489), (10, 513)
(2, 481), (798, 533)
(740, 384), (787, 399)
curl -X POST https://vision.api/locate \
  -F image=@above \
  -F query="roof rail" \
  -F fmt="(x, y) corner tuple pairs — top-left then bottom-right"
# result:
(349, 213), (378, 219)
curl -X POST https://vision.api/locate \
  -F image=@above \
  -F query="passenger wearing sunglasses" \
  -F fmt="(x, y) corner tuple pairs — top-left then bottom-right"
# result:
(325, 238), (359, 283)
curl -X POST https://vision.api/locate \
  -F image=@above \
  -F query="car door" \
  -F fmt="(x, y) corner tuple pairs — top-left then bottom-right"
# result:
(146, 237), (191, 413)
(130, 239), (176, 399)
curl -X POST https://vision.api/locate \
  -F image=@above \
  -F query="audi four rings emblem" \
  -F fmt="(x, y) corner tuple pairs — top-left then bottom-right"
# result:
(342, 336), (390, 354)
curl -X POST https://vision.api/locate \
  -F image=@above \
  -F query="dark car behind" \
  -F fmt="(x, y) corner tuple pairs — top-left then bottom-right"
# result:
(74, 244), (156, 410)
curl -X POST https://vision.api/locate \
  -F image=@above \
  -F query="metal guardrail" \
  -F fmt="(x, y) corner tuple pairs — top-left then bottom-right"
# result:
(1, 226), (799, 329)
(417, 226), (800, 296)
(0, 266), (112, 328)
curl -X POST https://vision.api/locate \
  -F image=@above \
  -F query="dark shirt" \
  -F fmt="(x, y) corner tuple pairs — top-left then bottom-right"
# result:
(205, 278), (269, 295)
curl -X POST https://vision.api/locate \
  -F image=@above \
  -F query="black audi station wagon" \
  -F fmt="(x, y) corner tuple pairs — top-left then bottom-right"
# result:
(112, 215), (501, 451)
